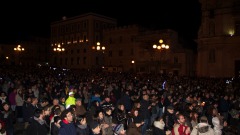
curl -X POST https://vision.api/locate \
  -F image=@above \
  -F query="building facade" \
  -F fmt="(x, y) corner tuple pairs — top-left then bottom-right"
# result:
(198, 0), (240, 77)
(50, 13), (196, 76)
(103, 26), (196, 76)
(0, 37), (50, 66)
(50, 13), (117, 69)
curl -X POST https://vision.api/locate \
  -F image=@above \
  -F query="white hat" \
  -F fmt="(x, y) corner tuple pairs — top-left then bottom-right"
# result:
(69, 92), (74, 95)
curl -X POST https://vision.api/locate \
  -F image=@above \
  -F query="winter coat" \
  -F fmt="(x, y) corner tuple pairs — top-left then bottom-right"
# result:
(26, 117), (48, 135)
(59, 119), (76, 135)
(190, 123), (214, 135)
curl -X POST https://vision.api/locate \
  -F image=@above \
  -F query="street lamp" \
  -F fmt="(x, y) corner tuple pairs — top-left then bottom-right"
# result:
(152, 39), (170, 73)
(92, 42), (106, 69)
(92, 42), (106, 52)
(53, 44), (65, 52)
(14, 45), (25, 65)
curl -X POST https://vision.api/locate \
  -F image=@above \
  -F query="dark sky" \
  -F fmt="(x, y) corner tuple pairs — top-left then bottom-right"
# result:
(0, 1), (201, 44)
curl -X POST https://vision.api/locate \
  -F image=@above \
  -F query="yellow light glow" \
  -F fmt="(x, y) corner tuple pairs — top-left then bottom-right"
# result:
(131, 60), (135, 64)
(229, 30), (234, 36)
(6, 57), (9, 59)
(159, 39), (163, 44)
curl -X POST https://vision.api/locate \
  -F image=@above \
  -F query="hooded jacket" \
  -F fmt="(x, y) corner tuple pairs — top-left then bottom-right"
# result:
(190, 123), (214, 135)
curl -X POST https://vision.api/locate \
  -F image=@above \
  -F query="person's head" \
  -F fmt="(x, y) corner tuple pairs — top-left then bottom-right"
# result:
(76, 115), (87, 125)
(105, 108), (112, 115)
(167, 105), (174, 114)
(60, 96), (66, 103)
(61, 109), (73, 123)
(2, 102), (10, 111)
(43, 104), (51, 116)
(104, 96), (110, 102)
(200, 116), (208, 124)
(143, 94), (149, 101)
(68, 91), (74, 97)
(153, 117), (165, 130)
(94, 92), (100, 97)
(31, 97), (38, 105)
(54, 116), (61, 128)
(39, 98), (49, 107)
(177, 114), (185, 125)
(131, 108), (139, 117)
(75, 98), (82, 106)
(34, 108), (44, 120)
(90, 121), (101, 134)
(133, 101), (141, 109)
(118, 103), (125, 111)
(224, 95), (229, 100)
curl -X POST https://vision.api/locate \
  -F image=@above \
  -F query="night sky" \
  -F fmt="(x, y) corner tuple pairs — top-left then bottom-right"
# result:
(0, 0), (201, 44)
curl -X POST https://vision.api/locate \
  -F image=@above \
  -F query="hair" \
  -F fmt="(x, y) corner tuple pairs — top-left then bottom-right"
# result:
(54, 116), (61, 123)
(76, 114), (86, 124)
(60, 108), (72, 120)
(176, 113), (184, 120)
(34, 108), (43, 118)
(39, 97), (49, 103)
(43, 104), (51, 112)
(53, 108), (62, 116)
(104, 107), (112, 113)
(200, 116), (208, 123)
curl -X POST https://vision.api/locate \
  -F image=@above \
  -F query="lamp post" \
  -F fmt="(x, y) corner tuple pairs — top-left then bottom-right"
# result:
(92, 42), (106, 52)
(53, 44), (65, 66)
(92, 42), (106, 69)
(152, 39), (170, 74)
(53, 44), (65, 52)
(14, 45), (25, 65)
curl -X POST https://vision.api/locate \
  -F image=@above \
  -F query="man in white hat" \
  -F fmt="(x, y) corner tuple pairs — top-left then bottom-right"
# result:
(65, 91), (76, 109)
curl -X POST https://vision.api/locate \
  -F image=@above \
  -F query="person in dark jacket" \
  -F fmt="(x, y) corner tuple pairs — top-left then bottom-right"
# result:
(0, 102), (14, 135)
(51, 116), (61, 135)
(139, 94), (151, 135)
(153, 117), (171, 135)
(59, 108), (76, 135)
(26, 108), (48, 135)
(162, 105), (176, 131)
(76, 115), (90, 135)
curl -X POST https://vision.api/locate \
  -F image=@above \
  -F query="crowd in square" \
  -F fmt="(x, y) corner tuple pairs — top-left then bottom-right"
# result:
(0, 65), (239, 135)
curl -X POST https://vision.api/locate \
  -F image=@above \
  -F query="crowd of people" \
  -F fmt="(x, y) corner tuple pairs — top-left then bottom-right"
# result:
(0, 65), (239, 135)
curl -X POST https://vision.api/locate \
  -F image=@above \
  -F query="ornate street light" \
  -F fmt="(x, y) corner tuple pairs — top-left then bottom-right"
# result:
(14, 45), (25, 51)
(152, 39), (169, 50)
(14, 45), (25, 65)
(53, 44), (65, 52)
(92, 42), (106, 52)
(152, 39), (170, 73)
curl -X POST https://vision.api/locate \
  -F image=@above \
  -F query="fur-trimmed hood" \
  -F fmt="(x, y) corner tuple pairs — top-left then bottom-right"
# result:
(153, 121), (165, 130)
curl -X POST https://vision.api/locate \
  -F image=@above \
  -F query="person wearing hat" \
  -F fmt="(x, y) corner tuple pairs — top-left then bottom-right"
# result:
(113, 124), (126, 135)
(89, 121), (101, 135)
(65, 91), (76, 109)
